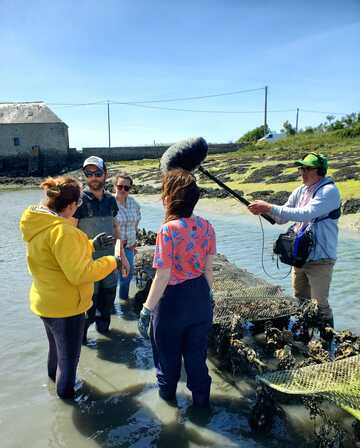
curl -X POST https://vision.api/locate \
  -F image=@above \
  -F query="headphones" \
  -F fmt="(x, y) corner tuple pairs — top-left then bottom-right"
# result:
(303, 152), (328, 176)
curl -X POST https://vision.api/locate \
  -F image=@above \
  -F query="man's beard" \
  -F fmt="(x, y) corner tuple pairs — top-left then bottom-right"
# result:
(88, 179), (105, 191)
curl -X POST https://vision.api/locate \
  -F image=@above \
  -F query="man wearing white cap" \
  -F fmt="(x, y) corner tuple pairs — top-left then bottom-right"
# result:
(73, 156), (129, 343)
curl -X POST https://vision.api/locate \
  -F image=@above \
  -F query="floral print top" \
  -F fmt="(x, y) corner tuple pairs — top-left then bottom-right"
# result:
(153, 215), (216, 285)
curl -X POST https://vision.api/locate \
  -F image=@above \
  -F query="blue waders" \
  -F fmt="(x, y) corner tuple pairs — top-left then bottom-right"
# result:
(150, 275), (213, 407)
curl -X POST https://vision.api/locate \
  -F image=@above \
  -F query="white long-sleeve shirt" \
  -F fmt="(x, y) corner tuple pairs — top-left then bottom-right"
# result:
(270, 177), (341, 261)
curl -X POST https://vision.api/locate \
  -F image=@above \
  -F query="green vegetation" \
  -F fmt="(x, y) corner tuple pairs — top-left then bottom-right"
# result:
(282, 120), (296, 136)
(107, 130), (360, 206)
(203, 132), (360, 201)
(236, 124), (269, 144)
(236, 111), (360, 147)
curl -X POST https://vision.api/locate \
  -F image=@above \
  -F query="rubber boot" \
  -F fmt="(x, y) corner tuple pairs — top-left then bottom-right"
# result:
(159, 386), (177, 403)
(319, 315), (334, 341)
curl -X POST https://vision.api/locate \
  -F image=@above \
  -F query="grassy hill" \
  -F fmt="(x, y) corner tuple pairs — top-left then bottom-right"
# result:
(108, 132), (360, 204)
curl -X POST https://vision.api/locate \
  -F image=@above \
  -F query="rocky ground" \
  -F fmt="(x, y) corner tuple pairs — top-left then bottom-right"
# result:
(2, 142), (360, 229)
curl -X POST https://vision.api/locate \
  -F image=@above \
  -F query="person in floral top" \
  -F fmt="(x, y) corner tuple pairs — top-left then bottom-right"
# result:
(138, 168), (216, 408)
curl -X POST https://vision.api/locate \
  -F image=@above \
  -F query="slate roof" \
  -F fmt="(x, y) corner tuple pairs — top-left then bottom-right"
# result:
(0, 102), (66, 125)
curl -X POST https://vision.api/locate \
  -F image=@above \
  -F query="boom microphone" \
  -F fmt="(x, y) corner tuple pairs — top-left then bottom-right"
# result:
(160, 137), (275, 225)
(160, 137), (208, 173)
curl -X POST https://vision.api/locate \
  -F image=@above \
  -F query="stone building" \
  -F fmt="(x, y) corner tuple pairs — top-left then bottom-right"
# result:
(0, 101), (69, 175)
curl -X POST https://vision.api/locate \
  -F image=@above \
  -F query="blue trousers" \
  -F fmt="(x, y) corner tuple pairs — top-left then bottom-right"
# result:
(118, 247), (135, 300)
(41, 313), (85, 399)
(150, 275), (213, 407)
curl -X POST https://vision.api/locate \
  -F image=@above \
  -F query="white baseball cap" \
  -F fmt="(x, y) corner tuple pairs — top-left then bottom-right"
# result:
(83, 156), (106, 171)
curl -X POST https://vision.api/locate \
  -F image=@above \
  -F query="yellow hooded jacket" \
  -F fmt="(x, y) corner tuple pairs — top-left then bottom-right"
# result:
(20, 206), (117, 318)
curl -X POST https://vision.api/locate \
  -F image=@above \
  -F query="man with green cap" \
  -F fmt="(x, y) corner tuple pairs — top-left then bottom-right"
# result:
(248, 152), (341, 330)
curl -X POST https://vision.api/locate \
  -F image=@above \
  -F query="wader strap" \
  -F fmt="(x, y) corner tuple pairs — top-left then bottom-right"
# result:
(312, 181), (341, 223)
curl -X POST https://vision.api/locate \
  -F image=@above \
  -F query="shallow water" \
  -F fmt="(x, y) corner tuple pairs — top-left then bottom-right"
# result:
(1, 190), (359, 448)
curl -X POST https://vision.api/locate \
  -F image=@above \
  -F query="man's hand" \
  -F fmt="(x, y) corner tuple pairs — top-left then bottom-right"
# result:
(121, 254), (130, 278)
(138, 306), (151, 339)
(93, 232), (115, 251)
(248, 200), (273, 215)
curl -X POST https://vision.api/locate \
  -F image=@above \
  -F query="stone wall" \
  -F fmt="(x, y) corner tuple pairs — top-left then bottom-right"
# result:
(0, 122), (69, 156)
(82, 143), (240, 161)
(0, 122), (69, 175)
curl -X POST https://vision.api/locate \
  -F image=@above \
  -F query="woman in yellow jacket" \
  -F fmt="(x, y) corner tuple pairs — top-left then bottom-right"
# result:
(20, 176), (124, 399)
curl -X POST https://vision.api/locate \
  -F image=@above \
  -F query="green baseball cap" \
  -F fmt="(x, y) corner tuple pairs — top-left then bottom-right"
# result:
(295, 153), (328, 172)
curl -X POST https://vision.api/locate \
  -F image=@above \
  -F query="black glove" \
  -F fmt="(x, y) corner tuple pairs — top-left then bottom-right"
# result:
(138, 306), (151, 339)
(92, 232), (115, 251)
(115, 256), (122, 270)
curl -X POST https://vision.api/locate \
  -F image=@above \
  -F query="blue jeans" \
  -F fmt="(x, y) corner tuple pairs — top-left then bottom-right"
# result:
(118, 247), (135, 300)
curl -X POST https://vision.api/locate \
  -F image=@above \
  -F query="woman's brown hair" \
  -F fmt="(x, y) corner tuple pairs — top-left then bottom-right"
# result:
(113, 172), (133, 188)
(162, 169), (200, 222)
(40, 176), (81, 213)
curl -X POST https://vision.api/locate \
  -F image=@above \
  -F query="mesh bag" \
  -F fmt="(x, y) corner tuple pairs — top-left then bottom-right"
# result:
(258, 355), (360, 420)
(135, 248), (298, 324)
(213, 279), (298, 325)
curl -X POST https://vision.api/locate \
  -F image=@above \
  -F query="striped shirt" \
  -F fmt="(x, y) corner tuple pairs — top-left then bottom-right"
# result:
(115, 196), (141, 246)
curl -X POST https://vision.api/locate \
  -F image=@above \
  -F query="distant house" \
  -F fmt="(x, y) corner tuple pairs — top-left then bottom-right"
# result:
(0, 101), (69, 175)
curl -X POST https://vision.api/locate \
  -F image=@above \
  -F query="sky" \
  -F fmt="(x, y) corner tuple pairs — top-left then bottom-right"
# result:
(1, 0), (359, 148)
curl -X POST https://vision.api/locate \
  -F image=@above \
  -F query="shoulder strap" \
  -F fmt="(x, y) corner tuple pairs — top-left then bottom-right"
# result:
(312, 180), (341, 222)
(312, 180), (334, 198)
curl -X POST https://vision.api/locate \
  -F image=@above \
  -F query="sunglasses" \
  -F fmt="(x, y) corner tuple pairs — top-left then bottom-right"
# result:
(84, 170), (104, 178)
(298, 166), (316, 172)
(116, 185), (130, 192)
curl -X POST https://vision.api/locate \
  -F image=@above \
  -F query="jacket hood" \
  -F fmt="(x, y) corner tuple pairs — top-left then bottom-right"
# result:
(20, 206), (68, 242)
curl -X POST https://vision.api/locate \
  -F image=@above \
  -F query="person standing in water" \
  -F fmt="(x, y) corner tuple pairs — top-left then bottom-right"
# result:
(73, 156), (129, 343)
(138, 169), (216, 407)
(248, 153), (341, 331)
(113, 172), (141, 300)
(20, 176), (123, 399)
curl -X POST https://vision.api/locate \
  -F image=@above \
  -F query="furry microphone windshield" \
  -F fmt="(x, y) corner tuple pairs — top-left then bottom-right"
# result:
(160, 137), (208, 173)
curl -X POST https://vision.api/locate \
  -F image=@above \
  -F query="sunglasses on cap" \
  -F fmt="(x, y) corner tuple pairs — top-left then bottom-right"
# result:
(116, 184), (130, 192)
(83, 170), (104, 178)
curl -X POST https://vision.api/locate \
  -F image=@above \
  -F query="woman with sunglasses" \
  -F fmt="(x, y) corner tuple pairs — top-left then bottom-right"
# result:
(20, 176), (123, 399)
(113, 172), (141, 300)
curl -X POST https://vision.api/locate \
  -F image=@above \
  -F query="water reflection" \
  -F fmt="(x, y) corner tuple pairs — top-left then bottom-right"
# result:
(53, 380), (291, 448)
(94, 328), (154, 371)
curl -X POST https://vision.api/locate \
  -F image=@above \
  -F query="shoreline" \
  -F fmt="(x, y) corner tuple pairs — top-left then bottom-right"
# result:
(135, 193), (360, 234)
(1, 184), (359, 233)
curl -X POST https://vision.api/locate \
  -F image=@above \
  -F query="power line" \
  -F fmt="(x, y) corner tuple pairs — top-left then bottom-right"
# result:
(51, 100), (295, 114)
(48, 87), (265, 107)
(47, 96), (354, 117)
(49, 101), (107, 107)
(119, 103), (296, 114)
(300, 109), (349, 115)
(111, 87), (264, 104)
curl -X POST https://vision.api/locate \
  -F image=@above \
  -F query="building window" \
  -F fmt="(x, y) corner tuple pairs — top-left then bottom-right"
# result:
(13, 137), (20, 146)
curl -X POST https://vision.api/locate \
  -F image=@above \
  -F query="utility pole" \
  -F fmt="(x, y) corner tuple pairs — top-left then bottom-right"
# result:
(107, 100), (111, 149)
(295, 108), (299, 133)
(264, 85), (268, 136)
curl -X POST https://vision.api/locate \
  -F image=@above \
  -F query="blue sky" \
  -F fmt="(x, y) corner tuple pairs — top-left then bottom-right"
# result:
(1, 0), (359, 148)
